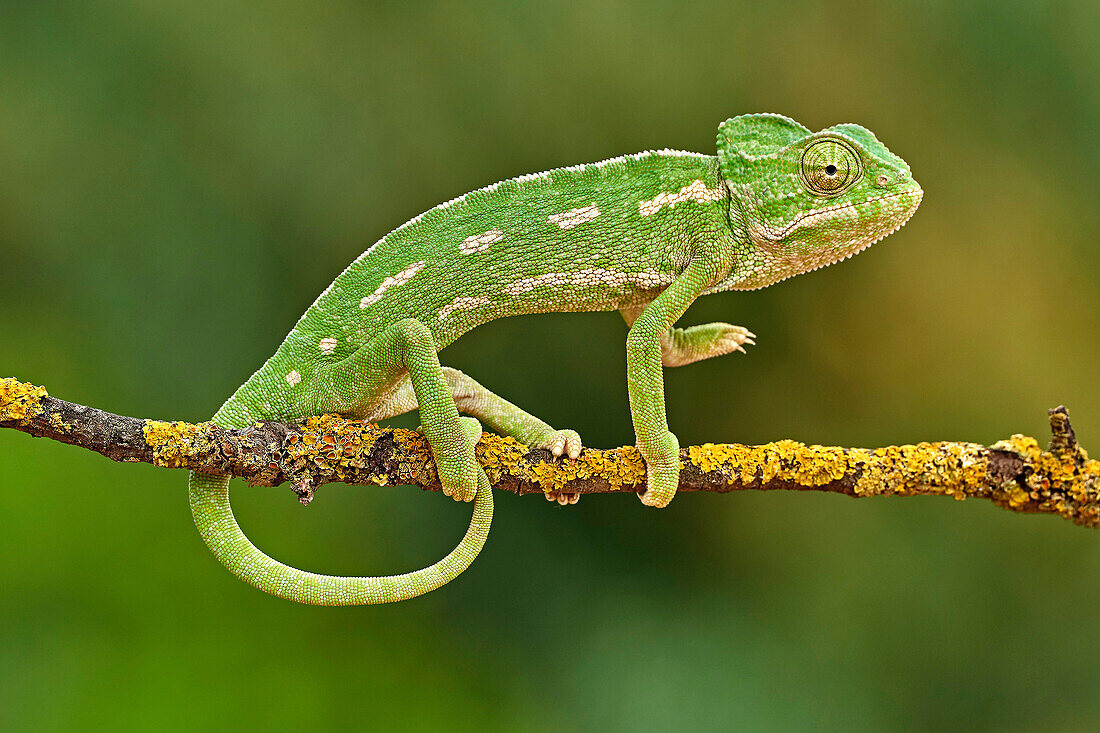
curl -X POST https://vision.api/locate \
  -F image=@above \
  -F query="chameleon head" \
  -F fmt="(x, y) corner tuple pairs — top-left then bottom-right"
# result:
(715, 114), (923, 290)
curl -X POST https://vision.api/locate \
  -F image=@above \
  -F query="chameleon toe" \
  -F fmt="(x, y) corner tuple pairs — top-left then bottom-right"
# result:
(546, 490), (581, 505)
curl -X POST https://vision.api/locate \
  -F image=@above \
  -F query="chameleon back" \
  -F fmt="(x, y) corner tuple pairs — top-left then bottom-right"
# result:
(227, 149), (732, 423)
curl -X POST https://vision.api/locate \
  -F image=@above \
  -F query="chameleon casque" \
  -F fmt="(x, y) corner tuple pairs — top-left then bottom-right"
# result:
(189, 113), (922, 605)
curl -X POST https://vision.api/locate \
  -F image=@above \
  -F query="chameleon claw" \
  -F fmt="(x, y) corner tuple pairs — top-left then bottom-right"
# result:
(546, 490), (580, 505)
(536, 429), (583, 460)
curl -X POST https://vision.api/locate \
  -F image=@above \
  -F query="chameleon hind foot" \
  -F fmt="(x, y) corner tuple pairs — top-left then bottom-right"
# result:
(534, 429), (583, 504)
(545, 490), (580, 505)
(437, 368), (584, 459)
(531, 428), (583, 460)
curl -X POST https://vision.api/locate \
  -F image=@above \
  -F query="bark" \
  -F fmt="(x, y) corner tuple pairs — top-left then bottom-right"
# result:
(3, 377), (1098, 527)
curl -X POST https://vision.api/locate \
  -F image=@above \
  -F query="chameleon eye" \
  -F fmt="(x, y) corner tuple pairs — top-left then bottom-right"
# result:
(800, 139), (862, 196)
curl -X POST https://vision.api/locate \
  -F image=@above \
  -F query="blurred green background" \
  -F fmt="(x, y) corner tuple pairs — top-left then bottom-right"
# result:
(2, 1), (1098, 730)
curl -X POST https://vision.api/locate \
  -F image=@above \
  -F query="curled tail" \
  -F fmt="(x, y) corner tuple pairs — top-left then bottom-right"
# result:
(188, 471), (493, 605)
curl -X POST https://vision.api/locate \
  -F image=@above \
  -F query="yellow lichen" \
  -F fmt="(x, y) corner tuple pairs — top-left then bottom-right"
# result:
(6, 375), (1099, 527)
(48, 412), (72, 433)
(282, 414), (443, 488)
(686, 441), (853, 488)
(476, 432), (528, 484)
(1007, 486), (1031, 508)
(789, 444), (849, 485)
(133, 409), (1100, 529)
(143, 420), (216, 469)
(688, 443), (728, 473)
(984, 432), (1100, 524)
(0, 377), (48, 424)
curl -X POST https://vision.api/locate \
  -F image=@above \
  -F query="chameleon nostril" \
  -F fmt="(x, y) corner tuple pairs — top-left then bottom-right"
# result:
(875, 174), (891, 186)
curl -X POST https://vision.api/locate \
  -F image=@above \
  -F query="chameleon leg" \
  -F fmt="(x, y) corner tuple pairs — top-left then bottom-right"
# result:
(620, 306), (755, 367)
(329, 318), (489, 502)
(446, 368), (585, 505)
(371, 369), (582, 457)
(444, 368), (583, 459)
(626, 258), (721, 507)
(373, 369), (584, 505)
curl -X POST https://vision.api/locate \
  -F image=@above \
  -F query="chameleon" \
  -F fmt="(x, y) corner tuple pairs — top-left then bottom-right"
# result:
(189, 113), (922, 605)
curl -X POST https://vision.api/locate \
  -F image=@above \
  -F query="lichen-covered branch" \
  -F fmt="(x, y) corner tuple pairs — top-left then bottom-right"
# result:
(3, 376), (1098, 527)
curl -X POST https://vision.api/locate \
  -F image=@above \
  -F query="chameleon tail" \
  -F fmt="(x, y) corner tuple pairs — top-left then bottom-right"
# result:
(188, 471), (493, 605)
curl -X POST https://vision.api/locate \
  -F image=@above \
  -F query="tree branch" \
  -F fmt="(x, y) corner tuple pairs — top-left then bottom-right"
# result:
(3, 376), (1098, 527)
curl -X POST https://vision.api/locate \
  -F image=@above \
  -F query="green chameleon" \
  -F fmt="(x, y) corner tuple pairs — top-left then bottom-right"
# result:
(189, 113), (922, 605)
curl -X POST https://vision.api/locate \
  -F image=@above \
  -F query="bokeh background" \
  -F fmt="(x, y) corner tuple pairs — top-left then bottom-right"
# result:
(2, 1), (1098, 730)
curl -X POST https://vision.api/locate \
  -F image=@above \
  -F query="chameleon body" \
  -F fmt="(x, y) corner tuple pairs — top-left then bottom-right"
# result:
(189, 114), (922, 605)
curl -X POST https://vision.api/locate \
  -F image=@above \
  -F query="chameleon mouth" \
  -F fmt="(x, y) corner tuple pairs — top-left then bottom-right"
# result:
(730, 185), (923, 291)
(800, 185), (924, 274)
(774, 187), (924, 240)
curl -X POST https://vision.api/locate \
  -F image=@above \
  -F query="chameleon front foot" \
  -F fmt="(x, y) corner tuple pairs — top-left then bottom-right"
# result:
(637, 431), (682, 508)
(638, 464), (680, 507)
(661, 322), (757, 367)
(436, 416), (488, 503)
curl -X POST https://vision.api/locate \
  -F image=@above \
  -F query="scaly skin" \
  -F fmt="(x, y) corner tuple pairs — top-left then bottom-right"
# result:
(190, 113), (923, 605)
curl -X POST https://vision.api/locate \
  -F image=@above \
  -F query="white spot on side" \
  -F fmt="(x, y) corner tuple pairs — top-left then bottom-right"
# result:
(638, 180), (726, 216)
(359, 260), (426, 309)
(319, 337), (338, 355)
(286, 370), (302, 387)
(438, 296), (491, 321)
(548, 205), (599, 230)
(504, 269), (674, 296)
(460, 229), (503, 254)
